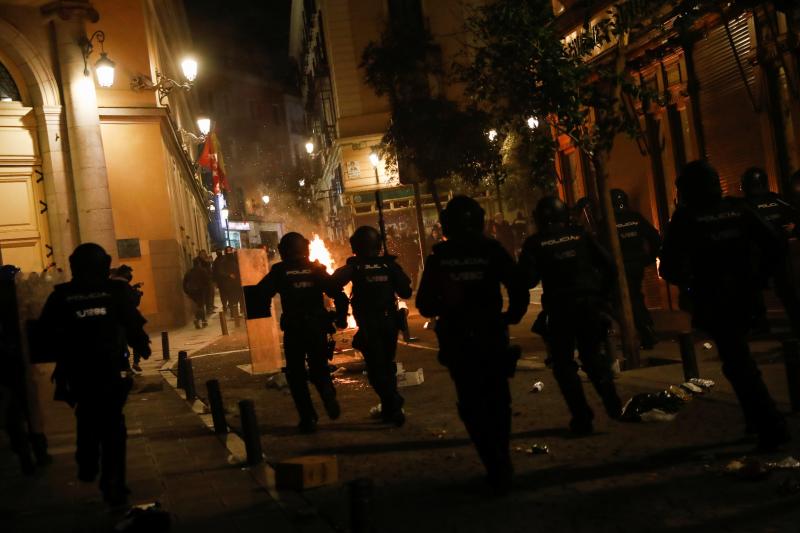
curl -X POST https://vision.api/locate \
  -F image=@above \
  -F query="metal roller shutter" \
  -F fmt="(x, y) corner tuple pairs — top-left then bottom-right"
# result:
(693, 13), (767, 195)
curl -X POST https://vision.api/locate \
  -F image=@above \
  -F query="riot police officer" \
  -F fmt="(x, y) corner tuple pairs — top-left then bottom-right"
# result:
(332, 226), (412, 426)
(38, 243), (151, 505)
(257, 232), (349, 433)
(417, 196), (529, 492)
(740, 167), (800, 336)
(660, 160), (789, 451)
(520, 197), (622, 436)
(611, 189), (661, 349)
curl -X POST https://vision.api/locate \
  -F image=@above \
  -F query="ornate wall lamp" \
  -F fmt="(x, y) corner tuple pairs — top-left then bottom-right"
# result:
(130, 57), (198, 105)
(81, 30), (115, 87)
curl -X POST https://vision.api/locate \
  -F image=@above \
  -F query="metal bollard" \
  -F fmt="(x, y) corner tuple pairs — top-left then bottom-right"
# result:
(238, 399), (263, 465)
(782, 339), (800, 412)
(161, 331), (170, 361)
(219, 312), (229, 336)
(184, 358), (197, 402)
(206, 379), (228, 434)
(349, 478), (374, 533)
(177, 351), (188, 390)
(678, 332), (699, 381)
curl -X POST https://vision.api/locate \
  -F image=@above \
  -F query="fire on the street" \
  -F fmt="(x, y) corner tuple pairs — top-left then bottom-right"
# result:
(308, 233), (358, 329)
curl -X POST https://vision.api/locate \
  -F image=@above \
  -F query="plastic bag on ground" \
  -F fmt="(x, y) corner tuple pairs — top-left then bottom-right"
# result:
(621, 391), (682, 422)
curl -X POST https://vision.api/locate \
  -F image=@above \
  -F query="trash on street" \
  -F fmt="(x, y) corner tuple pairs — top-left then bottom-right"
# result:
(265, 373), (288, 390)
(529, 381), (544, 393)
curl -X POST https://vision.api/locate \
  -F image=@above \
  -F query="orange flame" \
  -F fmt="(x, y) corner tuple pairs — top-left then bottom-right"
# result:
(308, 233), (334, 274)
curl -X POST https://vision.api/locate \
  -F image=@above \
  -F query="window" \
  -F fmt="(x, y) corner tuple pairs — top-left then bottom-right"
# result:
(0, 61), (21, 102)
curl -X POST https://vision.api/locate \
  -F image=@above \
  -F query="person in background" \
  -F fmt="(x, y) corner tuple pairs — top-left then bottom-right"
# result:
(257, 233), (349, 433)
(183, 258), (211, 329)
(212, 249), (227, 314)
(39, 243), (151, 506)
(220, 246), (242, 318)
(197, 250), (216, 315)
(417, 196), (529, 494)
(511, 211), (528, 255)
(519, 197), (622, 436)
(610, 189), (661, 349)
(740, 167), (800, 336)
(492, 212), (516, 256)
(110, 264), (145, 372)
(332, 226), (413, 426)
(659, 160), (790, 451)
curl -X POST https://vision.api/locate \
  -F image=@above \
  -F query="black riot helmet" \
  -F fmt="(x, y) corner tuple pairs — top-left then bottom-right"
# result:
(741, 167), (769, 198)
(676, 160), (722, 209)
(69, 243), (112, 283)
(350, 226), (382, 257)
(277, 232), (310, 261)
(440, 195), (485, 240)
(610, 189), (629, 213)
(534, 196), (569, 229)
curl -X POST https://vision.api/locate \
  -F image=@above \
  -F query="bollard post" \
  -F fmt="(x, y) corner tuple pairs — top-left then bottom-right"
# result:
(782, 339), (800, 412)
(184, 358), (197, 402)
(177, 351), (188, 390)
(349, 478), (374, 533)
(219, 312), (229, 336)
(238, 399), (263, 465)
(678, 332), (699, 381)
(206, 379), (228, 434)
(161, 331), (170, 361)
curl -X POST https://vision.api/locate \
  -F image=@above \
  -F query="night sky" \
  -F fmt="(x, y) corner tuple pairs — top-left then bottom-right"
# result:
(185, 0), (292, 79)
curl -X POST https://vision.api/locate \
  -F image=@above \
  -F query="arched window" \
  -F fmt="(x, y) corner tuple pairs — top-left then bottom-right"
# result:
(0, 61), (21, 102)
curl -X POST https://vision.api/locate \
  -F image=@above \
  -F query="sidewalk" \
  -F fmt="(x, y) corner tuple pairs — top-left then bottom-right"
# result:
(0, 313), (332, 533)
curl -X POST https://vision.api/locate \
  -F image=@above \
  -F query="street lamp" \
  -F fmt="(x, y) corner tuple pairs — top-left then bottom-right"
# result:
(181, 58), (198, 82)
(131, 55), (200, 105)
(527, 116), (540, 129)
(80, 31), (116, 87)
(369, 152), (388, 255)
(488, 129), (498, 142)
(305, 141), (315, 155)
(197, 117), (211, 136)
(299, 179), (306, 187)
(261, 194), (270, 205)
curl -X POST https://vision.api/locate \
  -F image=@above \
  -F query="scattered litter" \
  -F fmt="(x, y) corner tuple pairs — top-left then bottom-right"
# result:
(265, 373), (288, 390)
(395, 362), (405, 375)
(529, 381), (544, 393)
(703, 342), (713, 350)
(640, 409), (678, 423)
(528, 443), (549, 455)
(332, 367), (347, 376)
(398, 368), (424, 388)
(621, 391), (682, 422)
(431, 429), (448, 439)
(423, 318), (436, 330)
(689, 378), (715, 390)
(681, 382), (704, 394)
(114, 502), (171, 532)
(725, 457), (770, 481)
(767, 456), (800, 470)
(369, 404), (382, 419)
(668, 385), (692, 402)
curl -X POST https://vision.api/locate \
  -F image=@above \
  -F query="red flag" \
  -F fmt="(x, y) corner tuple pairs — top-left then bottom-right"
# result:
(197, 132), (229, 194)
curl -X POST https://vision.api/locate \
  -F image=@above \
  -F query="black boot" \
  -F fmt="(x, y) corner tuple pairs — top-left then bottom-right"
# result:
(554, 370), (594, 435)
(319, 387), (341, 421)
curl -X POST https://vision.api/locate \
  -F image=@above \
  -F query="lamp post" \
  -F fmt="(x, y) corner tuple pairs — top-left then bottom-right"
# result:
(369, 153), (388, 255)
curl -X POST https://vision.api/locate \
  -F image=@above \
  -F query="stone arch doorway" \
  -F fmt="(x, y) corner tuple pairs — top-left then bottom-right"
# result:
(0, 16), (73, 272)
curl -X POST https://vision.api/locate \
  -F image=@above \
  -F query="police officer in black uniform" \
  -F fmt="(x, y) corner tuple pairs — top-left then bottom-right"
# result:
(660, 160), (790, 450)
(417, 196), (529, 492)
(740, 167), (800, 336)
(332, 226), (412, 426)
(611, 189), (661, 349)
(520, 197), (622, 435)
(38, 243), (151, 505)
(257, 232), (349, 433)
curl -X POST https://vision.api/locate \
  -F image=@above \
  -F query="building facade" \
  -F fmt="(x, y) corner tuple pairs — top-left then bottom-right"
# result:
(552, 1), (800, 310)
(0, 0), (210, 328)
